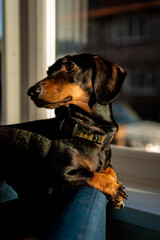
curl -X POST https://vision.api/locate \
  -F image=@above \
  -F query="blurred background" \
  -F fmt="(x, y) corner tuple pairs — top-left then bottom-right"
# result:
(0, 0), (160, 153)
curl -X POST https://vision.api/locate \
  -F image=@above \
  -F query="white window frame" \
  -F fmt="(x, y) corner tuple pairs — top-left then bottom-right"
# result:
(2, 0), (21, 124)
(45, 0), (56, 119)
(2, 0), (56, 124)
(27, 0), (56, 120)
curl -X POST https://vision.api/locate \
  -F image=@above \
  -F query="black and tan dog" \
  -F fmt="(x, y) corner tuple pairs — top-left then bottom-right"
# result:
(0, 53), (127, 208)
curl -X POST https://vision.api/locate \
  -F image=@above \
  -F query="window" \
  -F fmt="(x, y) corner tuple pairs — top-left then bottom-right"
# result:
(56, 0), (160, 154)
(111, 15), (150, 45)
(124, 68), (157, 96)
(51, 0), (160, 226)
(55, 1), (160, 212)
(56, 0), (88, 58)
(2, 0), (160, 153)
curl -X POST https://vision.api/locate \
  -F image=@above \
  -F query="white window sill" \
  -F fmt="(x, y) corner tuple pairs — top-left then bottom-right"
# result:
(125, 187), (160, 215)
(111, 145), (160, 193)
(110, 145), (160, 232)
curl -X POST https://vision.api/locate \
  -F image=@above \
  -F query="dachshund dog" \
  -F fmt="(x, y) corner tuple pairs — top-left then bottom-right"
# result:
(0, 53), (127, 208)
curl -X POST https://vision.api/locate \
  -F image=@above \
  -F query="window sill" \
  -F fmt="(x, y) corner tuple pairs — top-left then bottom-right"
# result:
(111, 145), (160, 193)
(110, 145), (160, 232)
(108, 187), (160, 232)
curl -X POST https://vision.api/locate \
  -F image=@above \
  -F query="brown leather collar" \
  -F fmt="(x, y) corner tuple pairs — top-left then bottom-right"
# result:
(59, 119), (114, 144)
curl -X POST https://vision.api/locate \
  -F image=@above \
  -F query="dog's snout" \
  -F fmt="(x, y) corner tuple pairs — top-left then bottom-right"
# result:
(27, 85), (42, 98)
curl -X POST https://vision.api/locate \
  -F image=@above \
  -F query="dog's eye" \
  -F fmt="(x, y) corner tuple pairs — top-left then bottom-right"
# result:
(64, 62), (75, 71)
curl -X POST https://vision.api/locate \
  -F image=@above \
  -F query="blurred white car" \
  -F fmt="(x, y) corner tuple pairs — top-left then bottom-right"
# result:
(112, 102), (160, 153)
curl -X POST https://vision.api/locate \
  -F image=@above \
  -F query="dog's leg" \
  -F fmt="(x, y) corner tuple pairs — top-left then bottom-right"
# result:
(101, 165), (126, 209)
(64, 156), (127, 209)
(87, 168), (127, 209)
(102, 164), (117, 179)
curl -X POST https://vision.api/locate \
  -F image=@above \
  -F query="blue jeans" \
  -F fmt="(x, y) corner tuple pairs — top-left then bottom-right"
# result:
(0, 181), (18, 202)
(0, 184), (107, 240)
(45, 187), (107, 240)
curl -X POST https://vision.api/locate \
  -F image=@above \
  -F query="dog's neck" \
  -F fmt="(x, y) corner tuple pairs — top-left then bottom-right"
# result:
(55, 103), (118, 135)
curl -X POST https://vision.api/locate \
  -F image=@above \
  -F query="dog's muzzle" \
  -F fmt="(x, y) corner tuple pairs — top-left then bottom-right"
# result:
(27, 85), (42, 100)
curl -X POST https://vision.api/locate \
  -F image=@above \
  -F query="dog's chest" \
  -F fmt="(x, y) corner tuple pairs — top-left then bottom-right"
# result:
(55, 138), (111, 172)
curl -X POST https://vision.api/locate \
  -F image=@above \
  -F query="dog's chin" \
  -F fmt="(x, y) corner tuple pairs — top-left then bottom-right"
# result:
(33, 96), (72, 109)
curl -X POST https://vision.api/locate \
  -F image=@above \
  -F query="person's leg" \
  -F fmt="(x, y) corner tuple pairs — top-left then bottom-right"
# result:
(43, 187), (107, 240)
(0, 181), (18, 203)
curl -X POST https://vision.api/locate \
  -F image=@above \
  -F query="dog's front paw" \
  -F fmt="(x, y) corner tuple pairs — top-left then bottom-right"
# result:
(87, 171), (128, 206)
(109, 195), (125, 209)
(108, 182), (127, 209)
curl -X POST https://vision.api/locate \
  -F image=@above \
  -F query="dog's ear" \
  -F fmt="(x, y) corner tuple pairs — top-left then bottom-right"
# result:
(92, 56), (127, 105)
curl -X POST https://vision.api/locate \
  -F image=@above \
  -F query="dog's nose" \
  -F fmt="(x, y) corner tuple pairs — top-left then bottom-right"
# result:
(27, 85), (42, 98)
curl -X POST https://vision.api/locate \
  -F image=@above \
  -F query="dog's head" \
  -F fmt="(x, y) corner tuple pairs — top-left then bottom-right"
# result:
(28, 53), (127, 111)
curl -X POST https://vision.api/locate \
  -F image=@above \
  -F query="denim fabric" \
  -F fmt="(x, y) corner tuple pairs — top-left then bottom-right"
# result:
(0, 181), (18, 202)
(0, 186), (107, 240)
(45, 187), (107, 240)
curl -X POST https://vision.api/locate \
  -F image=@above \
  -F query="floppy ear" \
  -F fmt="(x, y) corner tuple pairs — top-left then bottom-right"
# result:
(93, 56), (127, 105)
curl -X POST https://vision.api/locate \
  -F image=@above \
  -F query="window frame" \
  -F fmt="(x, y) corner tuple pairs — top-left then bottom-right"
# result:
(27, 0), (56, 121)
(2, 0), (21, 124)
(2, 0), (56, 124)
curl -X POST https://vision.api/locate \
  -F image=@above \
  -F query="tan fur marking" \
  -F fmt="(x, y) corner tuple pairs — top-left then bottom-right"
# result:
(40, 79), (92, 112)
(102, 166), (124, 208)
(102, 166), (117, 179)
(87, 171), (120, 196)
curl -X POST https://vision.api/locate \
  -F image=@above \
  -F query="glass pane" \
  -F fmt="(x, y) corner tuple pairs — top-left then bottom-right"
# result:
(56, 0), (160, 153)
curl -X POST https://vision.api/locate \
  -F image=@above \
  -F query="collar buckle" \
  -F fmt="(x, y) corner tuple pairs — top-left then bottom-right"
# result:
(92, 134), (100, 142)
(60, 119), (78, 138)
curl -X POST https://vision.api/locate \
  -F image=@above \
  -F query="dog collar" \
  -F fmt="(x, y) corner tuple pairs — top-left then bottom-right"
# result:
(59, 119), (114, 144)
